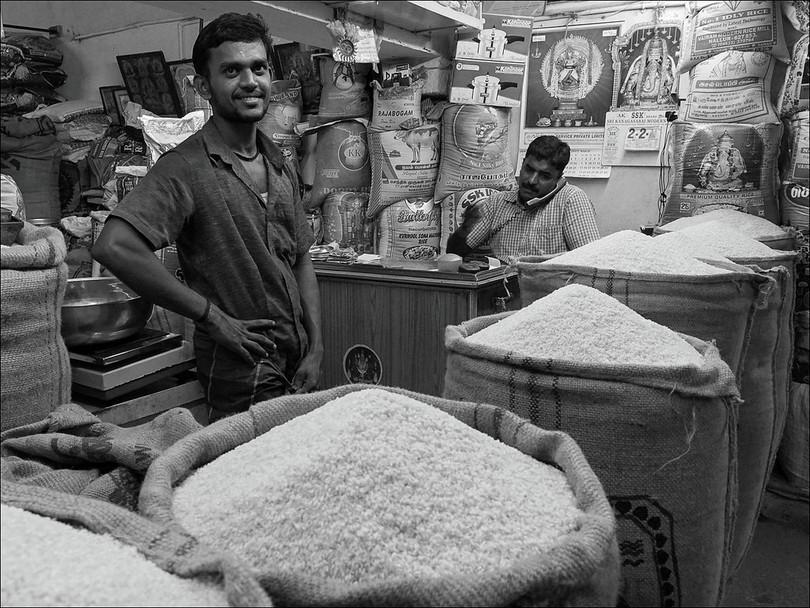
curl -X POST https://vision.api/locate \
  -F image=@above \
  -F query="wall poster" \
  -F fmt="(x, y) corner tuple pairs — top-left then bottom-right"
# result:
(520, 127), (611, 179)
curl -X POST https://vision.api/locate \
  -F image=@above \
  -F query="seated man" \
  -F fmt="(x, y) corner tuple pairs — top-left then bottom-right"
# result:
(447, 135), (600, 261)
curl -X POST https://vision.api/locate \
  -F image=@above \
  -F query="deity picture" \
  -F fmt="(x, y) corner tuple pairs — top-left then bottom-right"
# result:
(682, 126), (763, 193)
(613, 25), (681, 110)
(526, 24), (620, 128)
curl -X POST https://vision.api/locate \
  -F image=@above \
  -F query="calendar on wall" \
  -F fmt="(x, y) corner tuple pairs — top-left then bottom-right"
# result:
(602, 109), (669, 166)
(519, 127), (611, 178)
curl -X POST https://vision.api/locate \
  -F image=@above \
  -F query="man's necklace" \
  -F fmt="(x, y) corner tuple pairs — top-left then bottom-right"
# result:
(234, 149), (260, 162)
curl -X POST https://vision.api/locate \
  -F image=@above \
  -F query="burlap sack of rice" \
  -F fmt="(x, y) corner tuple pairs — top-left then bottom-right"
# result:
(0, 480), (271, 606)
(650, 225), (798, 575)
(139, 384), (621, 607)
(777, 382), (810, 496)
(1, 222), (71, 432)
(516, 230), (775, 378)
(443, 284), (742, 607)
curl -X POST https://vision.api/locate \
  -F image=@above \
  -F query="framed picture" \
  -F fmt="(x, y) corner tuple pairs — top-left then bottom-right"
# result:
(113, 88), (131, 124)
(271, 43), (329, 113)
(99, 85), (124, 125)
(116, 51), (183, 117)
(167, 59), (211, 118)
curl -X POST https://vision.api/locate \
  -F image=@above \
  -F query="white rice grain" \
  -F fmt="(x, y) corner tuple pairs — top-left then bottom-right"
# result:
(174, 388), (584, 585)
(467, 284), (706, 368)
(670, 221), (791, 259)
(651, 231), (734, 264)
(658, 209), (788, 239)
(539, 230), (730, 275)
(0, 504), (228, 607)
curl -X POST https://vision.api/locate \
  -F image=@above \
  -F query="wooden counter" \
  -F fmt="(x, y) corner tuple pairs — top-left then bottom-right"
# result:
(314, 261), (520, 397)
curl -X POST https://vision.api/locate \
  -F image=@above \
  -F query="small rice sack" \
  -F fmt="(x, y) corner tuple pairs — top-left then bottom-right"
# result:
(308, 119), (371, 210)
(433, 104), (515, 201)
(321, 191), (374, 253)
(655, 208), (796, 250)
(258, 79), (303, 151)
(369, 81), (424, 132)
(439, 186), (498, 253)
(367, 123), (440, 218)
(0, 504), (228, 607)
(682, 51), (778, 124)
(139, 111), (206, 168)
(140, 384), (621, 606)
(444, 285), (741, 608)
(316, 58), (372, 122)
(661, 121), (782, 225)
(678, 1), (790, 73)
(377, 198), (441, 262)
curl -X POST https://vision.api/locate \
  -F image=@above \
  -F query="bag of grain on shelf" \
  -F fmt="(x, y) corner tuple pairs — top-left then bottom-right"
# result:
(367, 123), (440, 218)
(682, 51), (778, 124)
(433, 104), (515, 202)
(321, 191), (374, 254)
(443, 284), (741, 607)
(1, 222), (70, 432)
(678, 1), (789, 73)
(316, 58), (372, 123)
(655, 207), (796, 250)
(439, 186), (498, 253)
(308, 119), (371, 210)
(376, 197), (441, 262)
(258, 78), (303, 151)
(650, 224), (798, 574)
(369, 81), (424, 132)
(515, 230), (775, 378)
(139, 384), (620, 606)
(1, 481), (271, 606)
(661, 121), (782, 226)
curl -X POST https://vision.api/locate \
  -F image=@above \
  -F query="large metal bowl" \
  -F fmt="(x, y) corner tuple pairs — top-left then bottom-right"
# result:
(61, 277), (154, 348)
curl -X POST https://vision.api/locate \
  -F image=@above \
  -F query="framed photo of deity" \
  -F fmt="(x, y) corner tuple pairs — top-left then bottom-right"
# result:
(525, 22), (622, 129)
(116, 51), (183, 117)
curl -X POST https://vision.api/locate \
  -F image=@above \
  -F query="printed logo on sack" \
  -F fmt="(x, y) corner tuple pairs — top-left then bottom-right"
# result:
(338, 135), (369, 171)
(343, 344), (382, 385)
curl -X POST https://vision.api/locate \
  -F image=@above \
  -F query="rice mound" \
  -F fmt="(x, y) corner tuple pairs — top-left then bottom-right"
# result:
(467, 283), (706, 368)
(174, 388), (584, 585)
(658, 209), (788, 239)
(0, 504), (228, 607)
(651, 231), (735, 264)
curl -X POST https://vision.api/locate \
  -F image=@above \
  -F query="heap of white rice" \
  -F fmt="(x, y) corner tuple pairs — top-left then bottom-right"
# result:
(174, 388), (584, 584)
(0, 504), (228, 607)
(651, 231), (734, 264)
(657, 209), (788, 240)
(539, 230), (730, 275)
(467, 284), (706, 368)
(664, 221), (794, 259)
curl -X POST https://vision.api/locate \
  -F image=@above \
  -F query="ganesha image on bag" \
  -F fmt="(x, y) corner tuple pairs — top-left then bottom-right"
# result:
(697, 131), (747, 192)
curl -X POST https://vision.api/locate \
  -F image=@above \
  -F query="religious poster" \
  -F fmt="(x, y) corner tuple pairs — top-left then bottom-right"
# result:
(525, 23), (621, 128)
(520, 127), (611, 179)
(602, 109), (670, 166)
(612, 23), (681, 111)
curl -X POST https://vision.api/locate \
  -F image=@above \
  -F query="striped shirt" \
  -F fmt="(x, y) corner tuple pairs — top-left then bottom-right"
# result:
(464, 184), (600, 260)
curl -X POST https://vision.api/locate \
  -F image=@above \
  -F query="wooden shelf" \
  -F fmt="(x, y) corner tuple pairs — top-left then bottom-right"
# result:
(136, 0), (483, 60)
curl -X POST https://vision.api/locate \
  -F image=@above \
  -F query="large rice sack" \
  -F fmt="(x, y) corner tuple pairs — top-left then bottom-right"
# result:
(650, 224), (798, 574)
(258, 78), (303, 151)
(140, 384), (621, 606)
(678, 1), (789, 73)
(777, 382), (810, 497)
(661, 121), (782, 225)
(1, 222), (71, 432)
(308, 119), (371, 210)
(367, 123), (440, 218)
(321, 191), (374, 253)
(443, 284), (741, 607)
(316, 58), (372, 123)
(376, 198), (441, 262)
(439, 186), (498, 253)
(516, 230), (775, 378)
(682, 51), (778, 124)
(654, 207), (796, 250)
(369, 81), (424, 132)
(433, 104), (515, 202)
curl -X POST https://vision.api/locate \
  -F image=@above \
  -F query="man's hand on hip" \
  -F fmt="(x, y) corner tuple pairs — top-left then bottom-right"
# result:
(201, 303), (276, 366)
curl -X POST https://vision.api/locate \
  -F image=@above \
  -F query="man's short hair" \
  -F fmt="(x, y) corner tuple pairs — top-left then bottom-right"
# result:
(525, 135), (571, 174)
(192, 13), (272, 77)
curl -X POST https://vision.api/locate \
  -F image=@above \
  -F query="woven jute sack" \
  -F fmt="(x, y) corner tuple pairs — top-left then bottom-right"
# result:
(777, 382), (810, 497)
(140, 384), (621, 607)
(0, 480), (272, 606)
(724, 257), (797, 575)
(515, 259), (775, 378)
(1, 222), (71, 431)
(444, 321), (741, 608)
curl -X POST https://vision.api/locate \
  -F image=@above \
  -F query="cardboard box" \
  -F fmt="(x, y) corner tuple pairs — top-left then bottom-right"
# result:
(455, 16), (533, 62)
(449, 59), (526, 107)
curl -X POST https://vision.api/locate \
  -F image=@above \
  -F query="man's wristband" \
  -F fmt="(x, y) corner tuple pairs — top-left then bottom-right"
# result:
(197, 299), (212, 323)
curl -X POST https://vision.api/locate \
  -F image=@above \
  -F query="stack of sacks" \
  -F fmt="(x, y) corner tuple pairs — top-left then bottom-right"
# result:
(25, 99), (112, 164)
(444, 284), (741, 607)
(652, 222), (799, 564)
(0, 34), (66, 115)
(1, 505), (229, 607)
(141, 385), (621, 606)
(662, 1), (790, 225)
(515, 230), (773, 378)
